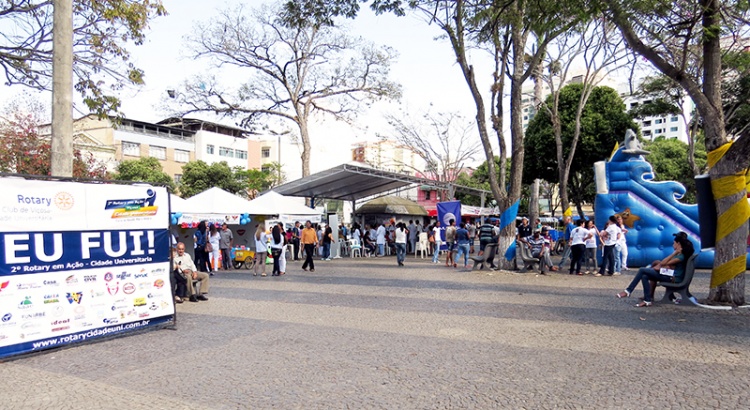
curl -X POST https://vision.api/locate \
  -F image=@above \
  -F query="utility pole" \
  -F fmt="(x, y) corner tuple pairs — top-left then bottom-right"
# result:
(50, 0), (74, 177)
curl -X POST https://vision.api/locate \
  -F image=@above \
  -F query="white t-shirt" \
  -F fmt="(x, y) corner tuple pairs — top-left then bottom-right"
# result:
(255, 233), (268, 253)
(352, 228), (361, 242)
(617, 224), (628, 247)
(432, 227), (442, 244)
(209, 232), (221, 250)
(376, 226), (386, 244)
(585, 228), (598, 248)
(569, 226), (589, 246)
(603, 224), (621, 247)
(395, 228), (407, 244)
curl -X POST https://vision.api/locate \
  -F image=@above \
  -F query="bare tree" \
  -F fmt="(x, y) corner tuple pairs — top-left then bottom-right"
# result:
(385, 109), (481, 199)
(173, 4), (400, 178)
(537, 18), (631, 214)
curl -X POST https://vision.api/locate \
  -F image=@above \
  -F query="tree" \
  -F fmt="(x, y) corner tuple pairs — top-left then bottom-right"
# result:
(237, 163), (287, 199)
(0, 96), (108, 178)
(385, 109), (480, 198)
(178, 161), (245, 198)
(113, 157), (175, 191)
(643, 137), (708, 204)
(723, 50), (750, 139)
(524, 84), (638, 214)
(0, 0), (166, 115)
(603, 0), (750, 304)
(172, 4), (399, 179)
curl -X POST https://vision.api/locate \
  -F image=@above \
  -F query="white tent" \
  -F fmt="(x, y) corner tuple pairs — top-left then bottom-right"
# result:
(182, 187), (253, 215)
(246, 191), (320, 222)
(169, 193), (189, 213)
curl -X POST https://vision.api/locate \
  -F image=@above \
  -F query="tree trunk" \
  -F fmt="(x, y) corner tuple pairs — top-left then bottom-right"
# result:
(50, 0), (74, 177)
(529, 179), (540, 225)
(297, 107), (311, 178)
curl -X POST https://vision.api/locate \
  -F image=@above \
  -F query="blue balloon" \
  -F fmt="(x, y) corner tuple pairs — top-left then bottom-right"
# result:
(175, 212), (182, 219)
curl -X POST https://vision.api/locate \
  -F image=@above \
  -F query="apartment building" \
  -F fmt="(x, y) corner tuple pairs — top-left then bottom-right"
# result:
(620, 92), (693, 142)
(351, 139), (423, 175)
(157, 118), (254, 171)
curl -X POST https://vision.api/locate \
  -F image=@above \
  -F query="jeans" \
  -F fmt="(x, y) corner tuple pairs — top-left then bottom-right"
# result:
(569, 244), (585, 274)
(600, 245), (616, 275)
(585, 247), (598, 271)
(626, 267), (675, 302)
(614, 244), (622, 273)
(378, 243), (385, 256)
(395, 242), (406, 264)
(558, 242), (571, 267)
(433, 241), (442, 263)
(456, 243), (470, 266)
(322, 242), (331, 259)
(532, 248), (554, 271)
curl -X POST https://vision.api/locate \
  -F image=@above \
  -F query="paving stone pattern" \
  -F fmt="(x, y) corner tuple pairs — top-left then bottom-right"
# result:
(2, 254), (749, 409)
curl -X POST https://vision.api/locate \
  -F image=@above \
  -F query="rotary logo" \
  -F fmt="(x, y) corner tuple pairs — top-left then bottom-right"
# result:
(54, 192), (75, 210)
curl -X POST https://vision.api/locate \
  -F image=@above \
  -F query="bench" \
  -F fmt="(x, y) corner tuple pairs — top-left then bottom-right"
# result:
(656, 253), (699, 305)
(518, 241), (541, 273)
(470, 243), (498, 271)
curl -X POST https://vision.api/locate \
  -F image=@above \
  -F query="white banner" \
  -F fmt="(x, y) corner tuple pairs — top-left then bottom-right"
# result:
(0, 178), (174, 359)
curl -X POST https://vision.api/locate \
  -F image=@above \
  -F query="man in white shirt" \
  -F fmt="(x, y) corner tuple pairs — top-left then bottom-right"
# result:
(597, 216), (621, 276)
(173, 242), (210, 302)
(407, 220), (417, 254)
(375, 223), (387, 256)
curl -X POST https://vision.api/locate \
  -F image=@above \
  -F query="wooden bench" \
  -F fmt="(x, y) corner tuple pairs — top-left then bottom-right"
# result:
(470, 243), (498, 271)
(656, 253), (699, 305)
(518, 241), (541, 273)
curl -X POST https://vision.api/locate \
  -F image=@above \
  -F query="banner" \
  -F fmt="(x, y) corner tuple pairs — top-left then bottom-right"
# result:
(0, 178), (174, 359)
(437, 201), (462, 244)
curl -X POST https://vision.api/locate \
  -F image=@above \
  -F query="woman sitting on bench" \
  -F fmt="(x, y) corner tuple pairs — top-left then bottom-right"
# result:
(616, 233), (694, 307)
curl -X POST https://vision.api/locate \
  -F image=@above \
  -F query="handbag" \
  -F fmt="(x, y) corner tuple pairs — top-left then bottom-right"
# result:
(428, 235), (435, 243)
(205, 242), (213, 252)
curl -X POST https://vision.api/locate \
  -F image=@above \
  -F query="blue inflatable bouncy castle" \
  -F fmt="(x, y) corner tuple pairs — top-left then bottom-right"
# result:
(594, 130), (749, 269)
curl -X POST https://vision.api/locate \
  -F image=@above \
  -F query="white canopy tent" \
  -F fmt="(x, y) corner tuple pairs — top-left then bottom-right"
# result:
(169, 193), (190, 213)
(247, 191), (321, 223)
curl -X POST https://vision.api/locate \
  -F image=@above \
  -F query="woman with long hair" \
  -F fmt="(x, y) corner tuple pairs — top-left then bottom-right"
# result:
(269, 224), (284, 276)
(254, 225), (268, 277)
(322, 225), (333, 260)
(208, 223), (221, 275)
(194, 221), (210, 273)
(616, 234), (695, 307)
(394, 222), (408, 266)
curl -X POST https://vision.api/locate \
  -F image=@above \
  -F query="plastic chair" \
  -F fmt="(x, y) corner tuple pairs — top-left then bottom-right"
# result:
(349, 239), (362, 258)
(415, 232), (428, 258)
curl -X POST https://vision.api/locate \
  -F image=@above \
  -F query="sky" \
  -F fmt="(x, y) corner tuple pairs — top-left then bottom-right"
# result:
(0, 0), (508, 173)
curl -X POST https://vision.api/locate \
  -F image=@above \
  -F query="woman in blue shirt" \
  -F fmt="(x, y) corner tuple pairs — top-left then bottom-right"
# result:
(616, 234), (694, 307)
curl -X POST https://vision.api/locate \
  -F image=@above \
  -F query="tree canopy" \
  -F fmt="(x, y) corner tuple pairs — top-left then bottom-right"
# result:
(643, 136), (707, 204)
(113, 157), (175, 191)
(178, 161), (246, 198)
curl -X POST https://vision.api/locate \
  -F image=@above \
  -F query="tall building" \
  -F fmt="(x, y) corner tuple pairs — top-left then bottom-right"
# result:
(620, 91), (693, 142)
(350, 139), (423, 175)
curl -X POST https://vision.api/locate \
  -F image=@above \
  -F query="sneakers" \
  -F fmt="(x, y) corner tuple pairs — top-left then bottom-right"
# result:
(197, 294), (208, 301)
(613, 272), (621, 276)
(594, 273), (603, 277)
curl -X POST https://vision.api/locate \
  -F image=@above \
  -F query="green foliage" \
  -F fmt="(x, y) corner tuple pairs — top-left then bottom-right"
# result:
(113, 157), (175, 191)
(178, 161), (246, 198)
(643, 137), (707, 203)
(236, 162), (286, 198)
(523, 83), (638, 204)
(0, 0), (166, 116)
(723, 50), (750, 137)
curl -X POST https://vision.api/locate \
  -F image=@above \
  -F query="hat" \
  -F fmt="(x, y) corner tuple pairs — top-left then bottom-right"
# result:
(673, 231), (688, 240)
(533, 229), (541, 234)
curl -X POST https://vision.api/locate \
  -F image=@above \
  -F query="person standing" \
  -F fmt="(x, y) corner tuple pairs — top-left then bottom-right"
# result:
(478, 220), (495, 252)
(394, 222), (408, 266)
(193, 221), (210, 274)
(568, 219), (592, 275)
(269, 224), (284, 276)
(597, 216), (621, 276)
(517, 217), (532, 241)
(375, 222), (386, 256)
(445, 219), (457, 267)
(275, 222), (287, 275)
(455, 222), (471, 268)
(407, 220), (417, 254)
(254, 225), (268, 277)
(301, 221), (318, 272)
(207, 223), (221, 274)
(431, 221), (442, 264)
(219, 223), (234, 270)
(584, 220), (599, 274)
(557, 216), (575, 269)
(292, 221), (301, 261)
(615, 214), (629, 273)
(466, 221), (476, 254)
(322, 225), (333, 261)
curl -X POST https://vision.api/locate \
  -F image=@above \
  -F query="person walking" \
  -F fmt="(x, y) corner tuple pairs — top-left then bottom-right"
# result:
(394, 222), (408, 266)
(292, 221), (301, 261)
(219, 223), (234, 270)
(301, 221), (318, 272)
(253, 225), (268, 277)
(431, 221), (442, 264)
(455, 222), (471, 268)
(568, 219), (592, 275)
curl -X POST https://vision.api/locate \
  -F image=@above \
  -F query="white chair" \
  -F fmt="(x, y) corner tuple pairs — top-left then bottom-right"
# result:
(349, 239), (362, 258)
(415, 232), (429, 258)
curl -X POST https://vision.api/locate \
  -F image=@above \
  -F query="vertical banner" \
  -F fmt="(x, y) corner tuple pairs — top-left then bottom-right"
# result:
(0, 178), (174, 359)
(437, 201), (462, 247)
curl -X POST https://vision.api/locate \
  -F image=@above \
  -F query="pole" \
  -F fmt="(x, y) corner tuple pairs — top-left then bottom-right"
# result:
(51, 0), (74, 177)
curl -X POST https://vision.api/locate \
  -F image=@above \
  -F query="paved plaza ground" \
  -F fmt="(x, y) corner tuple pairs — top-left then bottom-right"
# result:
(2, 252), (750, 409)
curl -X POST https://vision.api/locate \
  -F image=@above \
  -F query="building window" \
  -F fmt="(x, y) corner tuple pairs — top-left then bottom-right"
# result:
(655, 119), (663, 124)
(671, 117), (679, 122)
(206, 144), (214, 155)
(630, 102), (638, 109)
(261, 147), (271, 158)
(149, 145), (166, 160)
(425, 191), (431, 200)
(219, 147), (234, 158)
(643, 130), (652, 137)
(655, 128), (664, 134)
(643, 120), (652, 127)
(670, 127), (678, 132)
(235, 150), (247, 160)
(261, 164), (271, 173)
(122, 142), (140, 157)
(174, 174), (182, 184)
(174, 149), (189, 163)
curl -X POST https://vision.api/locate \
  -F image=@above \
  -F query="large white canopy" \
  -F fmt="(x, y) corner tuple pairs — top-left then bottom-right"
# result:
(182, 187), (253, 214)
(246, 191), (319, 216)
(169, 193), (190, 213)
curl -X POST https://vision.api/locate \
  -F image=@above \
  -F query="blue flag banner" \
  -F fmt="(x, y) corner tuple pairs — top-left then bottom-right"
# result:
(436, 200), (461, 245)
(504, 240), (516, 261)
(499, 199), (520, 231)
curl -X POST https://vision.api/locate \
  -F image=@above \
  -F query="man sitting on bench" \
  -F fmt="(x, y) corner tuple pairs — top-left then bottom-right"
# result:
(525, 230), (558, 274)
(173, 242), (210, 303)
